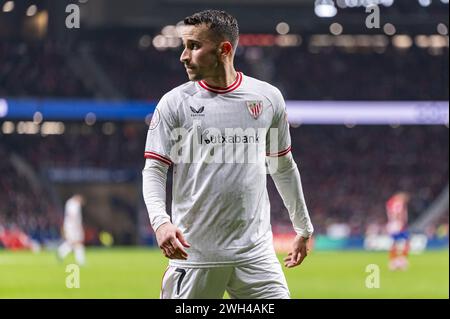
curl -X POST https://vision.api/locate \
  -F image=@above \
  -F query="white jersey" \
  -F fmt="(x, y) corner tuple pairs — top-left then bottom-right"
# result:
(144, 72), (291, 267)
(63, 198), (84, 242)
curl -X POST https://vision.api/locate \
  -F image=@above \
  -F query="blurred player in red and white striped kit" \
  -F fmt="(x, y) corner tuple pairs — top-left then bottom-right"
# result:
(386, 192), (411, 271)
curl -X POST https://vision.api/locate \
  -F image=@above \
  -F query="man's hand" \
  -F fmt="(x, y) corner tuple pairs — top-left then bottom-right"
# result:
(156, 222), (191, 260)
(284, 235), (310, 268)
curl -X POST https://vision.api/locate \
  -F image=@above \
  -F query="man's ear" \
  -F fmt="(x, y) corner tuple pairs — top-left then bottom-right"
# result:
(220, 42), (233, 57)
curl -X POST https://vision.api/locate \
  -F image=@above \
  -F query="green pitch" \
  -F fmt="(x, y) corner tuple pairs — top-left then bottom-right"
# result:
(0, 248), (448, 299)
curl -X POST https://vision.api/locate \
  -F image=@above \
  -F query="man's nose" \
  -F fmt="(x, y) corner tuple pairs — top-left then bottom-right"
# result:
(180, 48), (189, 63)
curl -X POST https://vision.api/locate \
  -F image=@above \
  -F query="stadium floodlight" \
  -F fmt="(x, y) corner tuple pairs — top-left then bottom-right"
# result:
(381, 0), (395, 6)
(26, 5), (37, 17)
(315, 0), (338, 18)
(418, 0), (432, 7)
(3, 1), (15, 13)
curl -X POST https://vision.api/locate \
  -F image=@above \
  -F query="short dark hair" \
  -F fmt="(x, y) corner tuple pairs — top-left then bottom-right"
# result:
(184, 10), (239, 48)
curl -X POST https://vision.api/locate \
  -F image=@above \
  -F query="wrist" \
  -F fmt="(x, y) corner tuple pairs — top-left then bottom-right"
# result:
(154, 220), (171, 233)
(295, 233), (311, 242)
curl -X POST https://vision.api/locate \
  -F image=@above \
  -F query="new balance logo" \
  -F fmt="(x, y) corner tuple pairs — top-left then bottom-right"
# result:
(190, 106), (205, 117)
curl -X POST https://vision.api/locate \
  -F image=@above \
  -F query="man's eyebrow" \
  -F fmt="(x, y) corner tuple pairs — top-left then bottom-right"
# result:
(184, 39), (201, 43)
(182, 39), (202, 46)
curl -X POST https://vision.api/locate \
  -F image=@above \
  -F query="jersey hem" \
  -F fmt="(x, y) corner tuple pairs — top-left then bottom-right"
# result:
(169, 240), (276, 268)
(168, 247), (277, 268)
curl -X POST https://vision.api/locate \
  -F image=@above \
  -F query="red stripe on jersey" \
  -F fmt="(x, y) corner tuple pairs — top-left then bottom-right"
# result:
(199, 72), (243, 94)
(144, 151), (172, 166)
(201, 72), (240, 90)
(266, 146), (292, 157)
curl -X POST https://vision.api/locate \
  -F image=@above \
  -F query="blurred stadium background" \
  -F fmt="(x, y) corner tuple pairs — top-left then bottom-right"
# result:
(0, 0), (448, 298)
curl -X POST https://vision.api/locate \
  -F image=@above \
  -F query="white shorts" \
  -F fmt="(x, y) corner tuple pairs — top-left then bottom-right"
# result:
(161, 255), (290, 299)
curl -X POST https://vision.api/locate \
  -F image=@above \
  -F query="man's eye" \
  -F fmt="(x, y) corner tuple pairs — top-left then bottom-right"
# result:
(191, 44), (200, 49)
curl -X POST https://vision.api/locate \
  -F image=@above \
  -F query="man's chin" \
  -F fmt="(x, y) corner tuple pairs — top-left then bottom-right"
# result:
(186, 71), (202, 81)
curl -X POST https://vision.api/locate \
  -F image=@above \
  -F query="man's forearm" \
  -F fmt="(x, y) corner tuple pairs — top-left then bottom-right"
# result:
(267, 153), (314, 237)
(142, 159), (171, 231)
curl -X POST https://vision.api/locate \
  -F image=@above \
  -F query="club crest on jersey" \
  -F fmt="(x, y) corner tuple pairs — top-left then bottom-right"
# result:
(190, 106), (205, 117)
(246, 101), (263, 119)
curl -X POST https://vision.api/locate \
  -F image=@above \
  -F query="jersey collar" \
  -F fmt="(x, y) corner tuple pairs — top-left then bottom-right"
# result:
(198, 72), (243, 94)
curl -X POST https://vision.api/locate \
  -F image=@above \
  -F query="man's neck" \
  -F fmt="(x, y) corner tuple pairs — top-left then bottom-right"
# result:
(202, 65), (237, 88)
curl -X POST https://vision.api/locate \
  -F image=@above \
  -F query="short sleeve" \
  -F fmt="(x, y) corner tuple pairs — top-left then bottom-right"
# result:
(266, 88), (292, 157)
(144, 95), (176, 166)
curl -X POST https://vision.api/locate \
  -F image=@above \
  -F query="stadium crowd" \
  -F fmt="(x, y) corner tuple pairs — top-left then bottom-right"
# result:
(84, 36), (450, 101)
(0, 40), (91, 98)
(0, 146), (61, 248)
(1, 34), (448, 245)
(1, 124), (448, 243)
(269, 125), (448, 236)
(1, 36), (448, 101)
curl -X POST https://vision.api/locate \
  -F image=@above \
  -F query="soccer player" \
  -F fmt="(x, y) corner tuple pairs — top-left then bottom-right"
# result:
(386, 192), (410, 271)
(142, 10), (314, 299)
(57, 194), (86, 266)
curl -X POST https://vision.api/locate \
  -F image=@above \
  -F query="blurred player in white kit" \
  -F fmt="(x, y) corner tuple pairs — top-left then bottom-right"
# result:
(57, 194), (86, 266)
